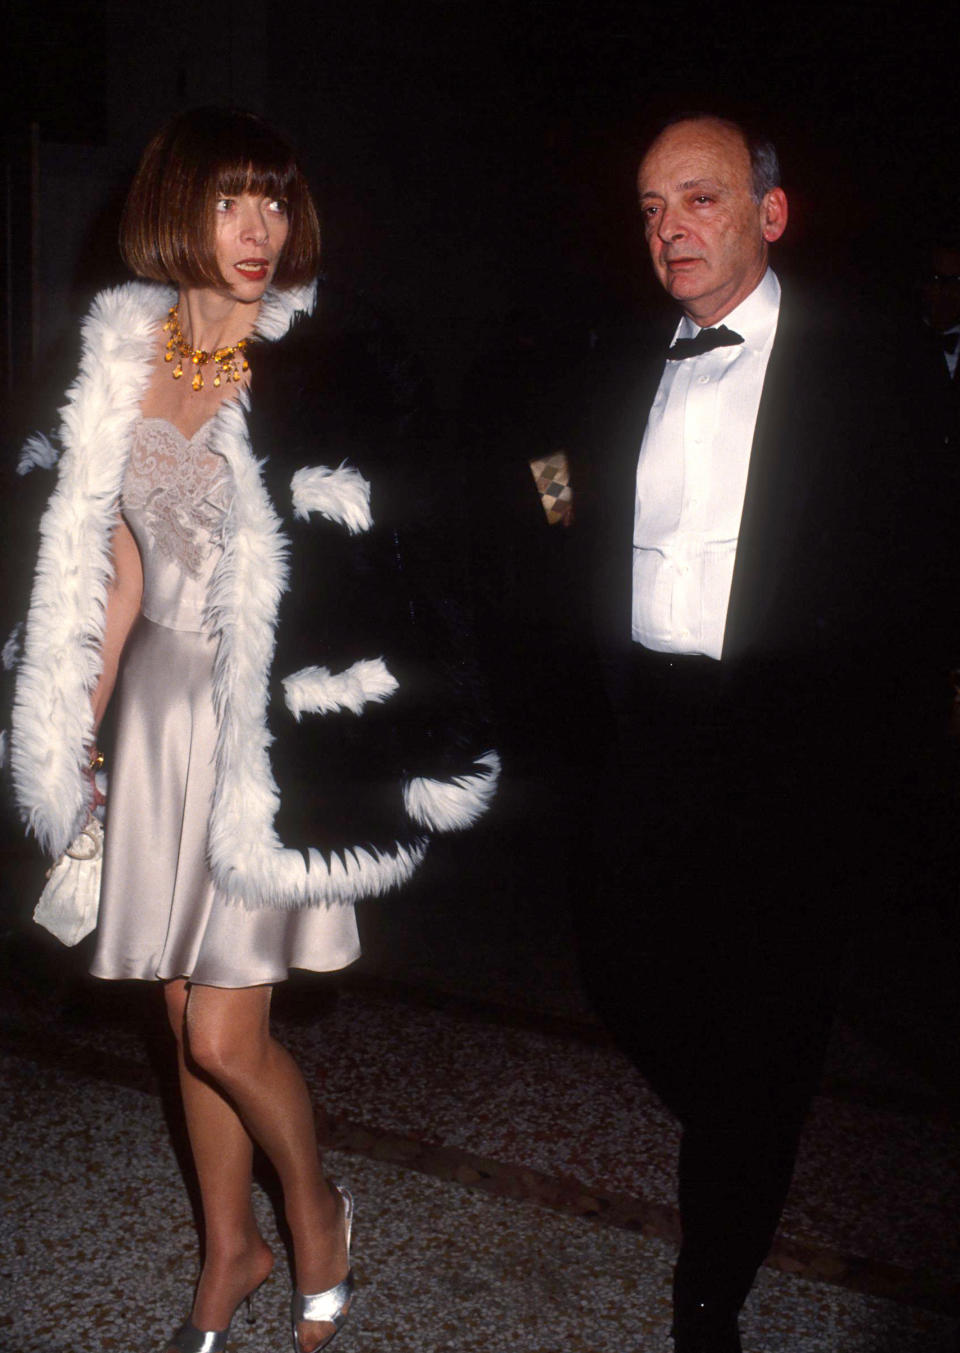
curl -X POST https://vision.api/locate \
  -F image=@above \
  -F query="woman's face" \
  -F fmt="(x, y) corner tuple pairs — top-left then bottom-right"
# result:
(213, 191), (290, 300)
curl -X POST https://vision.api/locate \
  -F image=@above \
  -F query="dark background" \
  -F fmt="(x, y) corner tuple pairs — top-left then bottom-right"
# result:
(4, 0), (960, 403)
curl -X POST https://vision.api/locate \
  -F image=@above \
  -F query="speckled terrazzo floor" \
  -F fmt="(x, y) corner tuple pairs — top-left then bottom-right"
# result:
(1, 828), (958, 1353)
(1, 1049), (955, 1353)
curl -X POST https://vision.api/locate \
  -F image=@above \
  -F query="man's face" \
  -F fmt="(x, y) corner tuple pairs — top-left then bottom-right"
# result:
(637, 119), (787, 327)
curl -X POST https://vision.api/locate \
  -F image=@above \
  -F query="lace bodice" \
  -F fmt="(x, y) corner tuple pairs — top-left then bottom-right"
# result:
(123, 417), (232, 578)
(122, 417), (234, 633)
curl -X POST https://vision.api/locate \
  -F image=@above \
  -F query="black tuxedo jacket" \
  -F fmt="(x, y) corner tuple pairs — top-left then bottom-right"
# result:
(580, 280), (957, 784)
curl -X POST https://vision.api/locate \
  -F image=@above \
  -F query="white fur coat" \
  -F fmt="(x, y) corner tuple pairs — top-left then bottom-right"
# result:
(8, 281), (498, 907)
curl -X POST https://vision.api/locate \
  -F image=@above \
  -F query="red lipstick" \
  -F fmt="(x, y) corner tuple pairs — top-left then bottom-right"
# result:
(234, 258), (270, 280)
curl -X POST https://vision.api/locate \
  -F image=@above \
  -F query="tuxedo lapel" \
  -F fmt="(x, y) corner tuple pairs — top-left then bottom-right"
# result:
(610, 328), (670, 486)
(589, 323), (670, 654)
(721, 289), (819, 662)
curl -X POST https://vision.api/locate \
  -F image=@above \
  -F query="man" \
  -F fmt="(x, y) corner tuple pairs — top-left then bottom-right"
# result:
(577, 115), (955, 1352)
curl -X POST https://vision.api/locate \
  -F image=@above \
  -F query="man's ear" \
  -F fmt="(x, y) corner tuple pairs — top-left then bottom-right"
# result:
(762, 188), (788, 243)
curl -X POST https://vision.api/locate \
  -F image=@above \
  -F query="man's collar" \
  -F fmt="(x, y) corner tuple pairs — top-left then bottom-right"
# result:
(675, 268), (781, 350)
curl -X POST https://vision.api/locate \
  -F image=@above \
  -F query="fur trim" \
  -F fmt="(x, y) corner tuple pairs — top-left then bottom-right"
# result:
(290, 463), (373, 534)
(203, 393), (291, 901)
(17, 433), (59, 476)
(3, 625), (22, 671)
(10, 282), (169, 856)
(252, 281), (316, 340)
(404, 752), (501, 832)
(283, 657), (398, 720)
(229, 836), (426, 910)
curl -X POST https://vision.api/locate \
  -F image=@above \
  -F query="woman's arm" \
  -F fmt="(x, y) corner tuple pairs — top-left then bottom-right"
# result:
(91, 518), (143, 735)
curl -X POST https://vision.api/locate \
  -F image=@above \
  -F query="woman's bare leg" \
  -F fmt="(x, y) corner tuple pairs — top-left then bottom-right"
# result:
(182, 982), (349, 1352)
(163, 979), (274, 1343)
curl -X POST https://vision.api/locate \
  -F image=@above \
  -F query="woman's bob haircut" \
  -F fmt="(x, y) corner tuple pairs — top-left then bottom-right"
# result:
(120, 107), (321, 290)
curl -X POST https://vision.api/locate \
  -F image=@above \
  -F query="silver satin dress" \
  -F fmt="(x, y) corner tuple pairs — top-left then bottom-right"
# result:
(89, 417), (361, 987)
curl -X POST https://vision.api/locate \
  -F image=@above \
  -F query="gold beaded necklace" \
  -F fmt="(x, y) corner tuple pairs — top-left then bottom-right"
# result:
(163, 305), (251, 392)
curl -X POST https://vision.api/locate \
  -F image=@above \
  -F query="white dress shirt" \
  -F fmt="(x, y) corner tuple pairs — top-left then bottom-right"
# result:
(632, 268), (781, 660)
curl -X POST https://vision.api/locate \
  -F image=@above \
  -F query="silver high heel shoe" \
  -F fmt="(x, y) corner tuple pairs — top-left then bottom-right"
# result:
(290, 1185), (355, 1353)
(166, 1277), (264, 1352)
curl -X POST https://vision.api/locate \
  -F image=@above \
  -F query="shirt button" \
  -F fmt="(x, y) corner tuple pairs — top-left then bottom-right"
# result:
(697, 374), (710, 384)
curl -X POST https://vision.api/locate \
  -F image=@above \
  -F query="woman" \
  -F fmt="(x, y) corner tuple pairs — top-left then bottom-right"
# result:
(7, 108), (497, 1353)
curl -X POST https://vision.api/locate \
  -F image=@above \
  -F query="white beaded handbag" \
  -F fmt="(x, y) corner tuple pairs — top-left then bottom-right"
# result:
(33, 816), (104, 946)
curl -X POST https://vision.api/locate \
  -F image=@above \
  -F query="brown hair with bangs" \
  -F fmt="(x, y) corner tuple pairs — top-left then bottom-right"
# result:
(120, 107), (321, 289)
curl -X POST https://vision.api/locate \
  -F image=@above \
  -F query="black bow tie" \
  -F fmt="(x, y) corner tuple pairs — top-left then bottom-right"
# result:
(667, 324), (744, 360)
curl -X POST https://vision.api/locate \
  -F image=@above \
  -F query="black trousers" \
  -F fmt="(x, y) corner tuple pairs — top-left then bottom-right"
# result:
(577, 649), (858, 1315)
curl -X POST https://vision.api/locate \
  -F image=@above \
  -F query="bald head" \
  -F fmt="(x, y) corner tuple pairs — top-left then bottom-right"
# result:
(637, 116), (788, 326)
